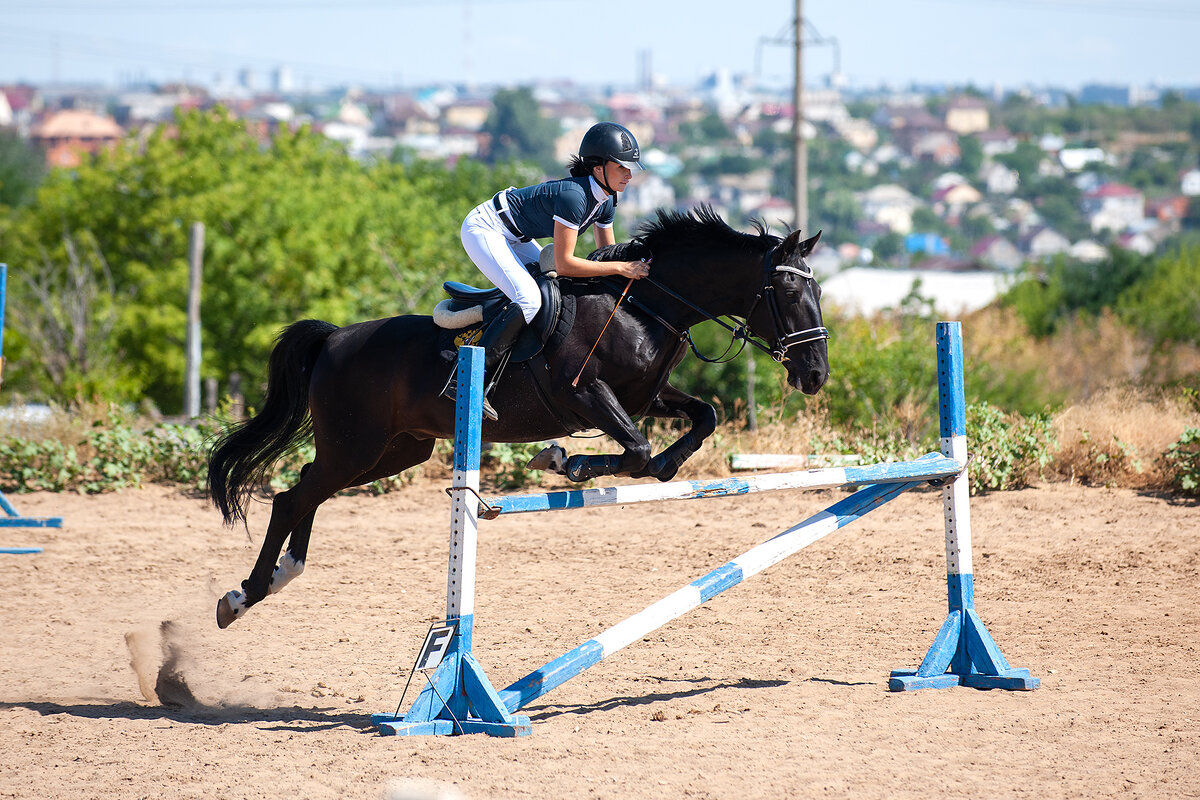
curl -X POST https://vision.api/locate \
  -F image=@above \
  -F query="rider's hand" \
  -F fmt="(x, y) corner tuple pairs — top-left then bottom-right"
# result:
(617, 259), (650, 280)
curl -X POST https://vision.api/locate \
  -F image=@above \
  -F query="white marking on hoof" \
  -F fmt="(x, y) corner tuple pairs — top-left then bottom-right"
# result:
(527, 443), (567, 474)
(216, 589), (248, 629)
(269, 553), (305, 594)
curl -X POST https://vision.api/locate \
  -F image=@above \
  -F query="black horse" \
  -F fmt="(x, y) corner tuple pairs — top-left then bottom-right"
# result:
(208, 206), (829, 627)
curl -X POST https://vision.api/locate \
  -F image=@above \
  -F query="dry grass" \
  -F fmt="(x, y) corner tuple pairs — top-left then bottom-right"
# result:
(965, 306), (1200, 406)
(0, 400), (118, 443)
(1050, 388), (1200, 490)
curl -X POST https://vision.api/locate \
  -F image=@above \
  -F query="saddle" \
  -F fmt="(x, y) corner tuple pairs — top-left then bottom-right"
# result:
(433, 247), (572, 364)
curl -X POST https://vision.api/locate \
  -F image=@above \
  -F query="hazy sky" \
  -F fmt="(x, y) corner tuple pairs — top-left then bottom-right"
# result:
(3, 0), (1198, 92)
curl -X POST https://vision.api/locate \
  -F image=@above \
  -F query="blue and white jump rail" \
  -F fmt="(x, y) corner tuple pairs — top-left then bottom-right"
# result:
(372, 322), (1038, 738)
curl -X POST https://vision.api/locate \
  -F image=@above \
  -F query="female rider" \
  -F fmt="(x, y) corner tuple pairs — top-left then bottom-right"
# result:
(443, 121), (651, 420)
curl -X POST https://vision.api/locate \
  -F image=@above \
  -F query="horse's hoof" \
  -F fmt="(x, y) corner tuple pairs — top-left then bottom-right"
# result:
(216, 590), (248, 629)
(526, 443), (567, 474)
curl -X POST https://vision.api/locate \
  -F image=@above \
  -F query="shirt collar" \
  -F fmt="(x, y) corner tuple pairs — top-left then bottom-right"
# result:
(587, 175), (611, 203)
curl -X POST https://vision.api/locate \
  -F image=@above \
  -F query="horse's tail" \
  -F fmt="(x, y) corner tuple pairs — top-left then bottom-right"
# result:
(207, 319), (338, 526)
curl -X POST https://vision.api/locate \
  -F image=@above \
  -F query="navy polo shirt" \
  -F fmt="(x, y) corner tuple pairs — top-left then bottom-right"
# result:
(503, 176), (615, 240)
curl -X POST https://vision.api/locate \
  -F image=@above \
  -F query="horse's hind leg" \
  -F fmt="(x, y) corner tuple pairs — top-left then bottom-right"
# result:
(266, 464), (315, 596)
(271, 435), (436, 593)
(217, 457), (362, 628)
(219, 435), (438, 627)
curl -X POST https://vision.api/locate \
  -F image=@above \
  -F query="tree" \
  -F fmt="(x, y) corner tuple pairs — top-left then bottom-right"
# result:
(9, 230), (129, 398)
(996, 140), (1044, 185)
(2, 108), (526, 411)
(0, 130), (45, 207)
(1117, 246), (1200, 347)
(481, 87), (560, 173)
(958, 135), (984, 177)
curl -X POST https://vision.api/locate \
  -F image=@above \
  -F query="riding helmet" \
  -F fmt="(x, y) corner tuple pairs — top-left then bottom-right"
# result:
(579, 122), (645, 171)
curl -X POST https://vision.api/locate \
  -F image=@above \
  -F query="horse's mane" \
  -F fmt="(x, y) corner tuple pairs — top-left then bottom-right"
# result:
(637, 204), (778, 253)
(589, 204), (777, 263)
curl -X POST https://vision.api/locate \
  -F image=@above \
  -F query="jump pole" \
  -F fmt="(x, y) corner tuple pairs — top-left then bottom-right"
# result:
(374, 322), (1037, 737)
(373, 346), (531, 736)
(888, 321), (1039, 691)
(0, 263), (61, 548)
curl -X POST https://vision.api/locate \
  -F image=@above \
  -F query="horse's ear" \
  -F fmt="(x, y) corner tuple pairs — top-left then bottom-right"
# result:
(800, 230), (822, 257)
(774, 229), (822, 264)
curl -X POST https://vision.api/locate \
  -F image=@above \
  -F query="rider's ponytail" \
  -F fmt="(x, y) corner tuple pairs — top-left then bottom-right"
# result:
(568, 154), (604, 178)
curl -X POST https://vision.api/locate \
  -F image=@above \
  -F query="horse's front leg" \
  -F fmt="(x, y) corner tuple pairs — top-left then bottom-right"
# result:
(630, 383), (718, 482)
(555, 379), (651, 482)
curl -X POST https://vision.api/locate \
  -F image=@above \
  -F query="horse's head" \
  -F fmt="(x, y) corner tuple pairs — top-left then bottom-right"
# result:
(750, 229), (829, 395)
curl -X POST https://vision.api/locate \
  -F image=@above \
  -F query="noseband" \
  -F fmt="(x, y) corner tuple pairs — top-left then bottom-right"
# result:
(748, 246), (831, 362)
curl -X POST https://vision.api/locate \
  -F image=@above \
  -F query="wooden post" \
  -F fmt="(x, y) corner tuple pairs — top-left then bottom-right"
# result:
(746, 356), (758, 431)
(184, 222), (204, 419)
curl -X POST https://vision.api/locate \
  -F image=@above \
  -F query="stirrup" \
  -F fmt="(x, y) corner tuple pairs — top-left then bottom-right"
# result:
(441, 368), (499, 421)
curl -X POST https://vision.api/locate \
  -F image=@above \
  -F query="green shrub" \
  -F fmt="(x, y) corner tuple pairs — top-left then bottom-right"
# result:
(966, 402), (1057, 493)
(0, 437), (85, 491)
(484, 441), (546, 490)
(1162, 427), (1200, 496)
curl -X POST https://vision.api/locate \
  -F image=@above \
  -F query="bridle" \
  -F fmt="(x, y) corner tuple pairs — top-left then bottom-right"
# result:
(745, 246), (831, 361)
(633, 243), (830, 364)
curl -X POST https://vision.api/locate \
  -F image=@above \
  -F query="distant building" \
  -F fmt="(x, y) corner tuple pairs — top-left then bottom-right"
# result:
(1078, 84), (1131, 106)
(981, 162), (1019, 194)
(976, 128), (1017, 157)
(905, 232), (950, 255)
(441, 100), (490, 132)
(271, 66), (294, 94)
(620, 172), (676, 218)
(716, 169), (773, 215)
(1147, 196), (1189, 227)
(30, 109), (123, 167)
(1118, 231), (1155, 255)
(1069, 239), (1108, 263)
(910, 129), (960, 166)
(857, 184), (920, 235)
(832, 116), (878, 152)
(1181, 168), (1200, 197)
(1082, 183), (1145, 233)
(1020, 226), (1071, 260)
(1059, 147), (1108, 172)
(931, 182), (983, 217)
(943, 96), (989, 135)
(970, 235), (1023, 271)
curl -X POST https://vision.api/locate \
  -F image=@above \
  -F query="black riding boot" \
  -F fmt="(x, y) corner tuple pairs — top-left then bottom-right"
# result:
(441, 302), (526, 421)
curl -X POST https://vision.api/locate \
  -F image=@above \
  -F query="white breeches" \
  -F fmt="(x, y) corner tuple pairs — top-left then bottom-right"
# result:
(460, 200), (544, 324)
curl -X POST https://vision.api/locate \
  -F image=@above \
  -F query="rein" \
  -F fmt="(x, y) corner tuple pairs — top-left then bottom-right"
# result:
(635, 245), (830, 364)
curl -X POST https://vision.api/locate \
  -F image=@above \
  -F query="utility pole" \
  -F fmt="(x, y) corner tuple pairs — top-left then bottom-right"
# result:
(793, 0), (807, 234)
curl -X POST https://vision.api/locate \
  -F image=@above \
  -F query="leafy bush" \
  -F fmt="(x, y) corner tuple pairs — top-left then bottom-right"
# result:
(484, 441), (546, 490)
(0, 437), (85, 492)
(1162, 428), (1200, 496)
(0, 408), (224, 493)
(966, 402), (1057, 492)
